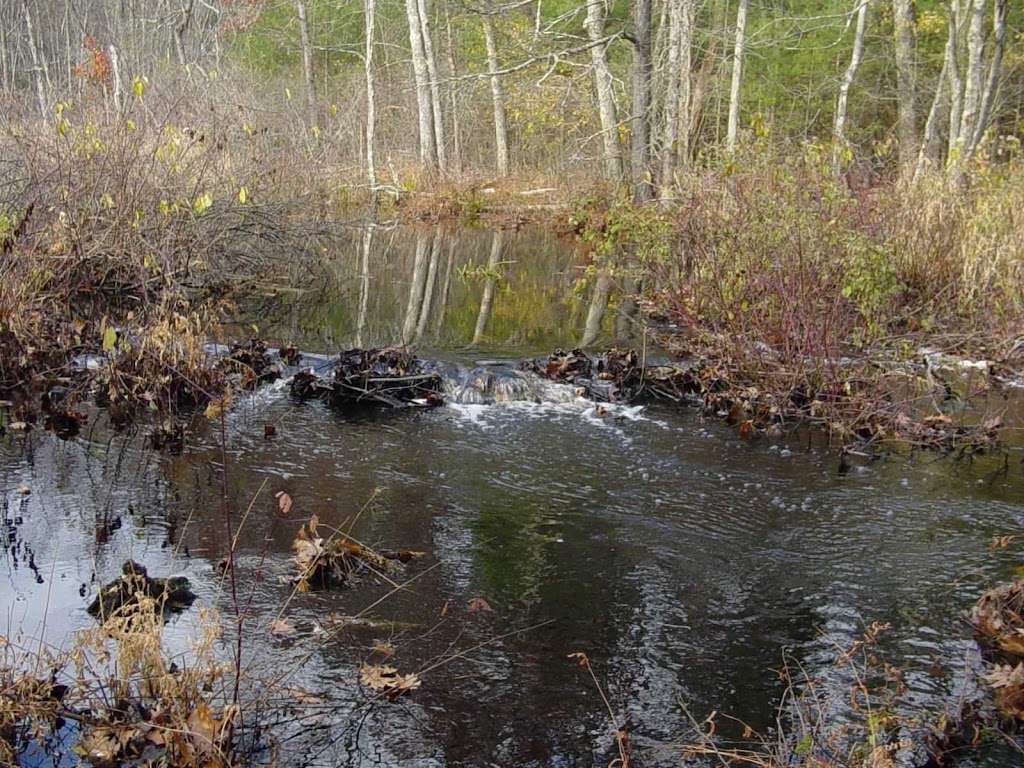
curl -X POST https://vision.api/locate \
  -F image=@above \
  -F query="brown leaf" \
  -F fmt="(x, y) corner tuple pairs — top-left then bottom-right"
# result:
(359, 664), (421, 697)
(467, 597), (494, 614)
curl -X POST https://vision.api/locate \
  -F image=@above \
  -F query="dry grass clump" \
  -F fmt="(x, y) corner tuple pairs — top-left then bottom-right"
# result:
(1, 599), (239, 767)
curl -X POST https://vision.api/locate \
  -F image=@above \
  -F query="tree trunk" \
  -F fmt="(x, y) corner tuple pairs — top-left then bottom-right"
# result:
(631, 0), (653, 201)
(581, 272), (612, 347)
(295, 1), (316, 121)
(364, 0), (377, 206)
(726, 0), (749, 154)
(957, 0), (984, 153)
(659, 0), (683, 198)
(585, 0), (623, 182)
(405, 0), (437, 168)
(676, 0), (695, 167)
(482, 11), (510, 176)
(833, 0), (870, 173)
(444, 1), (463, 172)
(23, 3), (47, 116)
(969, 0), (1006, 153)
(892, 0), (917, 169)
(417, 0), (447, 171)
(914, 22), (952, 180)
(946, 0), (963, 157)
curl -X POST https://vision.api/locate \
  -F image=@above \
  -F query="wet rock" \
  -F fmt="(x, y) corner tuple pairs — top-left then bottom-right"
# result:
(87, 560), (196, 619)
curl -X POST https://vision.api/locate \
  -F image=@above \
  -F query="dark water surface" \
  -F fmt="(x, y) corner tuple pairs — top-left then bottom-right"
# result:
(2, 226), (1023, 767)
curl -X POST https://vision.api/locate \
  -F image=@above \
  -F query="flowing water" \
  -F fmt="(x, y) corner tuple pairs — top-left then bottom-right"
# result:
(3, 225), (1023, 767)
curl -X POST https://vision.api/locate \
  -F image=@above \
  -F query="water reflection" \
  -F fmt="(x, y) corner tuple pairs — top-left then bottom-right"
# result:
(235, 225), (633, 356)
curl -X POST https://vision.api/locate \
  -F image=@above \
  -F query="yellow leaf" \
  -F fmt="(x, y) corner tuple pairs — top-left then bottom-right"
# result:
(102, 326), (117, 352)
(238, 186), (248, 204)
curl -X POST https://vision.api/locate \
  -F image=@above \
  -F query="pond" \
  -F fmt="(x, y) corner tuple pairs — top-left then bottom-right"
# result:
(2, 225), (1023, 767)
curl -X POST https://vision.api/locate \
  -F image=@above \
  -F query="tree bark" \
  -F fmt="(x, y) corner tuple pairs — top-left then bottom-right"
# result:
(405, 0), (437, 168)
(417, 0), (447, 171)
(676, 0), (695, 167)
(482, 11), (510, 176)
(23, 3), (47, 116)
(364, 0), (378, 206)
(444, 1), (463, 172)
(295, 1), (316, 121)
(956, 0), (984, 153)
(914, 16), (952, 180)
(969, 0), (1006, 153)
(726, 0), (749, 154)
(946, 0), (963, 157)
(403, 231), (430, 344)
(631, 0), (654, 201)
(585, 0), (623, 182)
(581, 272), (612, 347)
(892, 0), (917, 169)
(659, 0), (683, 197)
(833, 0), (870, 173)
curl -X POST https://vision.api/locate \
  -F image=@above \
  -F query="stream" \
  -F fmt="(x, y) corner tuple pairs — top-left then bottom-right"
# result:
(3, 225), (1023, 767)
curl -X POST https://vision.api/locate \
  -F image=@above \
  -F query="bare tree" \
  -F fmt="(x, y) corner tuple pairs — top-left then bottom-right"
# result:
(295, 1), (315, 121)
(631, 0), (654, 201)
(23, 2), (49, 116)
(892, 0), (917, 169)
(833, 0), (870, 173)
(970, 0), (1007, 153)
(585, 0), (623, 182)
(659, 0), (684, 197)
(417, 0), (447, 171)
(472, 229), (504, 345)
(482, 8), (509, 175)
(405, 0), (438, 168)
(726, 0), (749, 154)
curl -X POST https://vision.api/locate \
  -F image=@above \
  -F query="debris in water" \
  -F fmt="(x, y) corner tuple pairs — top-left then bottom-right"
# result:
(292, 515), (421, 591)
(971, 579), (1024, 657)
(359, 664), (421, 698)
(290, 347), (444, 409)
(87, 560), (196, 619)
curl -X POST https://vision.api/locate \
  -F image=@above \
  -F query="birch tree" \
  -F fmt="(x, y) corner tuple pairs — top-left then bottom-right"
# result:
(417, 0), (447, 171)
(956, 0), (985, 157)
(585, 0), (623, 182)
(659, 0), (684, 197)
(405, 0), (438, 168)
(726, 0), (749, 154)
(833, 0), (870, 173)
(970, 0), (1007, 153)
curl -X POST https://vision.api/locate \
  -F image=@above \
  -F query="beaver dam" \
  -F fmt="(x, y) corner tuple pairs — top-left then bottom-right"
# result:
(2, 226), (1023, 767)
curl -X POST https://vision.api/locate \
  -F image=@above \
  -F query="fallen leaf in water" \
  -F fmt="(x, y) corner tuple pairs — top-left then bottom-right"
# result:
(276, 491), (292, 516)
(9, 421), (28, 432)
(360, 664), (421, 697)
(15, 483), (30, 495)
(467, 597), (493, 613)
(264, 423), (277, 438)
(991, 535), (1017, 550)
(269, 618), (297, 637)
(372, 639), (394, 657)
